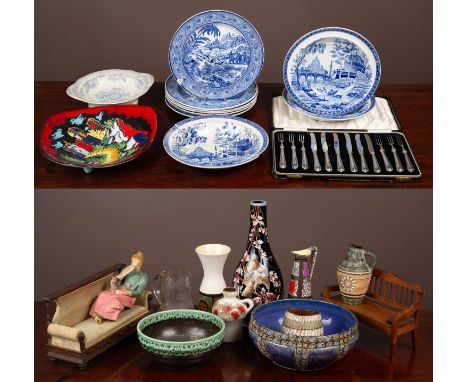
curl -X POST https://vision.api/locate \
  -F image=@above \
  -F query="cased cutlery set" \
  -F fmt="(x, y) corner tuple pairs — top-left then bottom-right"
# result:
(272, 130), (419, 179)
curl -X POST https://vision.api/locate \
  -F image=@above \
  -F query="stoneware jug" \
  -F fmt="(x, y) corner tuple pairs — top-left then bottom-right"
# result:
(337, 245), (377, 304)
(288, 246), (318, 299)
(212, 287), (255, 342)
(196, 244), (231, 311)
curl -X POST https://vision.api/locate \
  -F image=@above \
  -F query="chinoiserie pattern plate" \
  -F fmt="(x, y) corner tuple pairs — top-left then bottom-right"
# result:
(40, 105), (157, 171)
(282, 88), (375, 122)
(163, 115), (268, 169)
(169, 10), (264, 100)
(165, 98), (256, 118)
(165, 75), (258, 111)
(283, 27), (380, 117)
(66, 69), (154, 105)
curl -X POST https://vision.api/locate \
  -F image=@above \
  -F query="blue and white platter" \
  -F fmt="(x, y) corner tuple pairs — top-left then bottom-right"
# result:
(283, 27), (380, 117)
(282, 88), (375, 122)
(169, 10), (264, 100)
(165, 75), (257, 111)
(163, 115), (268, 169)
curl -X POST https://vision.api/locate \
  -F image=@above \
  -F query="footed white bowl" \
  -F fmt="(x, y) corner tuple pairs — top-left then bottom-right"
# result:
(67, 69), (154, 107)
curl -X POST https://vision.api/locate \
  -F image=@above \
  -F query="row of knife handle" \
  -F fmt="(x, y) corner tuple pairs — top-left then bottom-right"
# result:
(277, 132), (415, 173)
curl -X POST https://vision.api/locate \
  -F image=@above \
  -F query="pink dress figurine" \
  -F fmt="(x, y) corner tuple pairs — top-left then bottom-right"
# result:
(90, 251), (148, 324)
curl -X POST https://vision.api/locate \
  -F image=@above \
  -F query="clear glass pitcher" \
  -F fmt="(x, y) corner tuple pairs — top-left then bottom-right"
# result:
(153, 269), (194, 311)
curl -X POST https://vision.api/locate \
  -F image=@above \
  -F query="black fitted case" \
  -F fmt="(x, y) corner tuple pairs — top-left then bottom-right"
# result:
(271, 97), (422, 180)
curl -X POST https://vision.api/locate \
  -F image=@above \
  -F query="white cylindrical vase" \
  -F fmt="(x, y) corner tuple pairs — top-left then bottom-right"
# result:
(196, 244), (231, 311)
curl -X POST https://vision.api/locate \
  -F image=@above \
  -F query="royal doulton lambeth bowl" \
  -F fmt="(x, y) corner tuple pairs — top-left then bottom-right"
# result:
(137, 309), (225, 370)
(248, 299), (358, 371)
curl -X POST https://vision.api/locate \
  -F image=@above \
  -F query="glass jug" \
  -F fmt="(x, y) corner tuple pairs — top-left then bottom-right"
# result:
(153, 269), (194, 311)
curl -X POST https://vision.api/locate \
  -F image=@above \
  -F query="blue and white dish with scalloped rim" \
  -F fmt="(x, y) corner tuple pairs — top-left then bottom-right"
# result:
(169, 10), (264, 100)
(282, 88), (376, 122)
(283, 27), (380, 117)
(165, 75), (258, 112)
(163, 115), (268, 169)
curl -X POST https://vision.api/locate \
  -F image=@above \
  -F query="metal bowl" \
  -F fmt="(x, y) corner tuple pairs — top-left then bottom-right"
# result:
(137, 309), (225, 370)
(249, 299), (358, 371)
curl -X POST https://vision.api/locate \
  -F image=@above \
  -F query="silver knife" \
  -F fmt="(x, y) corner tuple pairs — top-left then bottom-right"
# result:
(344, 133), (357, 173)
(333, 132), (344, 173)
(356, 134), (369, 173)
(310, 133), (321, 172)
(320, 132), (332, 172)
(364, 134), (381, 173)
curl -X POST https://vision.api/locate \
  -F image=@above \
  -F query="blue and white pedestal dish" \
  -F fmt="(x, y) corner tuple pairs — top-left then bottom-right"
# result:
(66, 69), (154, 108)
(163, 115), (268, 169)
(249, 299), (358, 371)
(283, 27), (380, 121)
(166, 10), (263, 117)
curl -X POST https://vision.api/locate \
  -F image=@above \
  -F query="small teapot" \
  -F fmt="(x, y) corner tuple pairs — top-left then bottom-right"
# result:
(212, 287), (255, 342)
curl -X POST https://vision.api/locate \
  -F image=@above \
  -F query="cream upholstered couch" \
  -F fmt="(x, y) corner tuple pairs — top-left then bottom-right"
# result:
(44, 263), (152, 368)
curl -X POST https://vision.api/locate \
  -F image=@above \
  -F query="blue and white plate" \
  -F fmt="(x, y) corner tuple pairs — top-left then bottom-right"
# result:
(163, 115), (268, 169)
(283, 27), (380, 117)
(165, 75), (257, 111)
(282, 88), (375, 121)
(169, 10), (264, 100)
(165, 97), (256, 117)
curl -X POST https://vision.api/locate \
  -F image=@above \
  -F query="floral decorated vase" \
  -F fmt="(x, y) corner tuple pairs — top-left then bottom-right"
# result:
(337, 245), (377, 305)
(212, 287), (255, 342)
(233, 200), (283, 311)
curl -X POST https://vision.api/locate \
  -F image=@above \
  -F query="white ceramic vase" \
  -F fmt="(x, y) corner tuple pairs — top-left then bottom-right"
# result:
(195, 244), (231, 311)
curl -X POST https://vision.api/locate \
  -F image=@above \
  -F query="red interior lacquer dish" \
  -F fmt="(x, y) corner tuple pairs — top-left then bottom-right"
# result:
(40, 105), (157, 173)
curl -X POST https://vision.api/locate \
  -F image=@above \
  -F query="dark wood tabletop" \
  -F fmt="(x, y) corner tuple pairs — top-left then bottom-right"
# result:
(34, 82), (432, 188)
(34, 303), (432, 382)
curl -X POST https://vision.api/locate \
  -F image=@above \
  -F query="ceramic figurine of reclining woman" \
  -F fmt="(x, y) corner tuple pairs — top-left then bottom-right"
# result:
(90, 251), (148, 324)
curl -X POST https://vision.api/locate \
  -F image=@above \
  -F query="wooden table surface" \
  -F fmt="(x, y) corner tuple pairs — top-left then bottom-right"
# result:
(35, 303), (432, 381)
(35, 82), (432, 189)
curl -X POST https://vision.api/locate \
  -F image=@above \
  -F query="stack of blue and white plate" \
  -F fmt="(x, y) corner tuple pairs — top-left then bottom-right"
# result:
(166, 10), (264, 117)
(282, 27), (381, 122)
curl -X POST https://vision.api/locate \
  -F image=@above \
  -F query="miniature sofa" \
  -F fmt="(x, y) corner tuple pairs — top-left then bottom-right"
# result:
(44, 263), (152, 368)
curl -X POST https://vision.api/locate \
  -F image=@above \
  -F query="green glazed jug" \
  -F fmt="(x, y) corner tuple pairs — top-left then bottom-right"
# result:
(337, 245), (377, 305)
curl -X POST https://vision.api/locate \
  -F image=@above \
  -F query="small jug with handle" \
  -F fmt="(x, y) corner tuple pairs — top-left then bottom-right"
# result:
(337, 245), (377, 305)
(153, 269), (194, 311)
(212, 287), (255, 342)
(288, 246), (318, 298)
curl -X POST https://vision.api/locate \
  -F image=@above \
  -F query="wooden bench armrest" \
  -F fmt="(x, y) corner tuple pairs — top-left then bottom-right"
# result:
(386, 305), (420, 325)
(321, 284), (340, 299)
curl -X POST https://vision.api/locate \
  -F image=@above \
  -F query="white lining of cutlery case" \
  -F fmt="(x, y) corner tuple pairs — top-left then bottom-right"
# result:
(272, 96), (400, 131)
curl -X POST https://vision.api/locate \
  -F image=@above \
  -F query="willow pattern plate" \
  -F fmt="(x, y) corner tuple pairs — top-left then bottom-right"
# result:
(169, 10), (264, 100)
(283, 27), (380, 117)
(163, 115), (268, 169)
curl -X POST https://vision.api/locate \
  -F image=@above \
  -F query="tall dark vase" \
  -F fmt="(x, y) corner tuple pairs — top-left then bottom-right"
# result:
(233, 200), (283, 308)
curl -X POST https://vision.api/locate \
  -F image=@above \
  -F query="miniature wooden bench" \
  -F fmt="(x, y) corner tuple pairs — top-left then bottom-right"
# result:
(322, 267), (425, 359)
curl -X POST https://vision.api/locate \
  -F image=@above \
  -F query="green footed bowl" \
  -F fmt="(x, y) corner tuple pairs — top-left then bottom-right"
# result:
(137, 309), (225, 370)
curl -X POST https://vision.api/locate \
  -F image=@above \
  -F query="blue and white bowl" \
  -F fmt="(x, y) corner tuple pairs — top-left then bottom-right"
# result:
(66, 69), (154, 107)
(249, 299), (358, 371)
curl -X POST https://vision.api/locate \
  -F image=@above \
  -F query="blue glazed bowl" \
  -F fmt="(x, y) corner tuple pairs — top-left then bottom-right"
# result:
(248, 299), (358, 371)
